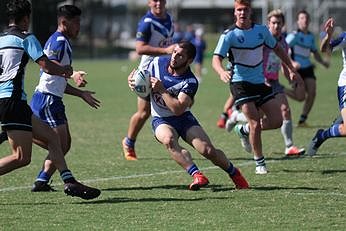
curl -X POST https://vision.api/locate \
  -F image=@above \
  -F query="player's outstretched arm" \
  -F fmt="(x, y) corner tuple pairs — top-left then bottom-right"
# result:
(64, 83), (101, 109)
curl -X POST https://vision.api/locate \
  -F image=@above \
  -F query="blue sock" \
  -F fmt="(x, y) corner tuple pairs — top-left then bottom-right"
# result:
(255, 156), (266, 167)
(320, 124), (341, 141)
(60, 170), (76, 183)
(187, 164), (199, 176)
(125, 137), (136, 148)
(36, 170), (51, 182)
(225, 161), (236, 176)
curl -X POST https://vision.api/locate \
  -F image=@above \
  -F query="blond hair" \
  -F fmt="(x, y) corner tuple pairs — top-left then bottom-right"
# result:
(267, 9), (285, 24)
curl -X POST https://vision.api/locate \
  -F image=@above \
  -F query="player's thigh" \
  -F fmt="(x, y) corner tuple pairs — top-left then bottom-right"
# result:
(275, 93), (289, 109)
(31, 114), (59, 145)
(137, 96), (150, 113)
(185, 126), (213, 153)
(155, 123), (178, 145)
(304, 78), (316, 94)
(7, 130), (33, 157)
(260, 98), (282, 121)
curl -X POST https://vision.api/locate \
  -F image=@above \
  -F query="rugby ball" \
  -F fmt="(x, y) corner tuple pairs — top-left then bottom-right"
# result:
(133, 68), (151, 97)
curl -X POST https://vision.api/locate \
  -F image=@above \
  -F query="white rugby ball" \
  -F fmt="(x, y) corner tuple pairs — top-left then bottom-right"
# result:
(133, 69), (151, 98)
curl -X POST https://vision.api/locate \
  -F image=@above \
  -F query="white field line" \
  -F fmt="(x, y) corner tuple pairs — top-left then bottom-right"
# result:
(1, 154), (346, 197)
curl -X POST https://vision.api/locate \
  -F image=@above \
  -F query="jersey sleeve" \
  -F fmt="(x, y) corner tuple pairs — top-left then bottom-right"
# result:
(285, 33), (296, 47)
(136, 17), (151, 43)
(44, 40), (65, 62)
(310, 35), (317, 52)
(213, 33), (229, 58)
(330, 32), (346, 51)
(22, 34), (45, 61)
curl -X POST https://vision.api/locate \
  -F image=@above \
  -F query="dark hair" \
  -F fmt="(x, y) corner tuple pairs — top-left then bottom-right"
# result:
(296, 10), (310, 21)
(178, 41), (196, 60)
(6, 0), (31, 23)
(57, 5), (81, 19)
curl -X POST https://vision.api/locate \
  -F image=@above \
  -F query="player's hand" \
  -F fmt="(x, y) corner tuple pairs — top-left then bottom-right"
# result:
(323, 18), (335, 36)
(81, 90), (101, 109)
(219, 70), (232, 83)
(150, 77), (165, 94)
(128, 69), (136, 90)
(71, 71), (88, 87)
(165, 44), (176, 54)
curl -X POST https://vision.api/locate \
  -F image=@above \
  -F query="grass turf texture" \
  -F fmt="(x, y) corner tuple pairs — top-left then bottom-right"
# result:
(1, 50), (346, 230)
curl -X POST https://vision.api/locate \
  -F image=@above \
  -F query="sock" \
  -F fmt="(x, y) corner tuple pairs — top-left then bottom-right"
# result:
(254, 156), (266, 167)
(299, 114), (307, 123)
(187, 164), (200, 176)
(220, 112), (228, 120)
(225, 161), (236, 176)
(60, 170), (76, 183)
(125, 137), (136, 148)
(240, 123), (250, 135)
(35, 170), (51, 182)
(332, 115), (343, 126)
(281, 120), (293, 148)
(236, 111), (247, 123)
(319, 124), (341, 141)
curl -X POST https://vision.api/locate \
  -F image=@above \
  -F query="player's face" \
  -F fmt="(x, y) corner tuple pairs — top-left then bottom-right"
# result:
(268, 16), (283, 37)
(234, 2), (251, 28)
(297, 13), (309, 31)
(65, 17), (80, 39)
(148, 0), (166, 18)
(170, 45), (190, 70)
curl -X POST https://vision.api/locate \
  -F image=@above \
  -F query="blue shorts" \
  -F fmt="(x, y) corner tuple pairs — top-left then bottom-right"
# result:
(30, 91), (67, 128)
(265, 79), (284, 95)
(337, 85), (346, 110)
(151, 111), (200, 140)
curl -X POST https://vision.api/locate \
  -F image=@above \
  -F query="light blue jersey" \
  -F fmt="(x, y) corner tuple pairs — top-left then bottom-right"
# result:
(214, 24), (277, 84)
(147, 56), (198, 117)
(0, 26), (44, 100)
(286, 30), (317, 69)
(136, 11), (174, 68)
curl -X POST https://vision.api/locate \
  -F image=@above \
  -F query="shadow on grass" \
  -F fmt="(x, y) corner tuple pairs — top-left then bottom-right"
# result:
(282, 168), (346, 175)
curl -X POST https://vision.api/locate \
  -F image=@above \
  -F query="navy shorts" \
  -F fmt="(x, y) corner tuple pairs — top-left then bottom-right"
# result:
(265, 79), (285, 95)
(298, 66), (316, 80)
(151, 111), (200, 140)
(230, 81), (275, 108)
(0, 98), (32, 131)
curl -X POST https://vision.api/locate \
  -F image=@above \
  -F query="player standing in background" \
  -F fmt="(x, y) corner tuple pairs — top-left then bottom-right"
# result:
(30, 5), (101, 192)
(285, 10), (329, 127)
(122, 0), (176, 160)
(129, 41), (249, 190)
(307, 18), (346, 155)
(0, 0), (100, 199)
(212, 0), (300, 174)
(191, 27), (206, 82)
(263, 9), (305, 156)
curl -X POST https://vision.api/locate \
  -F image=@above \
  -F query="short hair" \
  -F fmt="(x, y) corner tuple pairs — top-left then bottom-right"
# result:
(234, 0), (251, 7)
(178, 41), (196, 60)
(267, 9), (285, 25)
(296, 10), (310, 21)
(57, 5), (81, 20)
(6, 0), (31, 23)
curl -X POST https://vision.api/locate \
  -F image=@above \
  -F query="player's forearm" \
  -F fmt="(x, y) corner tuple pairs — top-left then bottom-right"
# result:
(320, 35), (332, 53)
(136, 45), (170, 56)
(64, 83), (82, 97)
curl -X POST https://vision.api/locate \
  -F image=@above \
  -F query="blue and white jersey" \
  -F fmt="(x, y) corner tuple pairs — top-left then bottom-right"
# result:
(286, 30), (317, 69)
(0, 26), (45, 100)
(136, 11), (174, 68)
(214, 24), (277, 84)
(330, 32), (346, 86)
(148, 56), (198, 117)
(34, 31), (72, 97)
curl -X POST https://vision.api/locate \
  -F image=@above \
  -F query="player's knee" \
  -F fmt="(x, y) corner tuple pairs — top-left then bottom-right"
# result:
(12, 150), (31, 167)
(199, 144), (214, 158)
(161, 136), (175, 147)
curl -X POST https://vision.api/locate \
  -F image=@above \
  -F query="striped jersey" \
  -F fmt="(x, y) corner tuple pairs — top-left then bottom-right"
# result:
(214, 24), (277, 84)
(147, 56), (198, 117)
(286, 30), (317, 69)
(136, 11), (174, 68)
(330, 32), (346, 86)
(34, 31), (72, 97)
(0, 26), (45, 100)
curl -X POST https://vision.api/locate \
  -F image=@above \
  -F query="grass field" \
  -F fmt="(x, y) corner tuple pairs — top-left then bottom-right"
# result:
(0, 50), (346, 230)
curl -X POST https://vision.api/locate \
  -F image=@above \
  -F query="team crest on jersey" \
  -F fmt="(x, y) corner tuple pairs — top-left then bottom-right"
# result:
(136, 32), (144, 39)
(257, 33), (263, 40)
(237, 35), (245, 43)
(159, 38), (173, 48)
(153, 92), (167, 109)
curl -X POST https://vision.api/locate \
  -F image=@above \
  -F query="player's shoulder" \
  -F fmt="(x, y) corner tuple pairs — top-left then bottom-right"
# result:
(222, 24), (237, 35)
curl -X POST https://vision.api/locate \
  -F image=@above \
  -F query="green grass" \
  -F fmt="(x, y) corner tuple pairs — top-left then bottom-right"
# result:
(1, 53), (346, 230)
